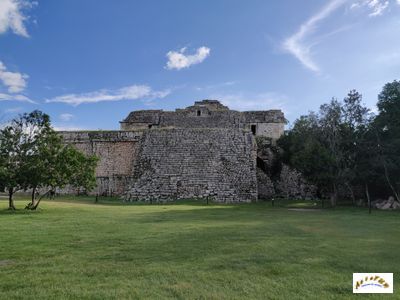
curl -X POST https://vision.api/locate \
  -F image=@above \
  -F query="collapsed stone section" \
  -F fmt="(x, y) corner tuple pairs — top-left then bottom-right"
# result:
(125, 128), (258, 203)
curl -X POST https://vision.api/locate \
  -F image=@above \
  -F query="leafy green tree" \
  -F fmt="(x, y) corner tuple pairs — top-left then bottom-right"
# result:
(353, 125), (381, 211)
(373, 80), (400, 201)
(17, 111), (54, 205)
(340, 90), (371, 204)
(278, 113), (335, 203)
(0, 110), (98, 210)
(279, 92), (371, 207)
(318, 98), (344, 206)
(26, 143), (98, 210)
(0, 112), (38, 210)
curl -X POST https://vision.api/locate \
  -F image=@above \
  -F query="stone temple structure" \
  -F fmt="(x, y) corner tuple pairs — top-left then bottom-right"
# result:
(60, 100), (285, 203)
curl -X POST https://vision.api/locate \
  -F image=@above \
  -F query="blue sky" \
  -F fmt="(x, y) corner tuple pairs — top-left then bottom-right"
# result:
(0, 0), (399, 130)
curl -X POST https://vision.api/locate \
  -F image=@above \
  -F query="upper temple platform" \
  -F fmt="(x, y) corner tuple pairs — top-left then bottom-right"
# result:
(120, 100), (286, 140)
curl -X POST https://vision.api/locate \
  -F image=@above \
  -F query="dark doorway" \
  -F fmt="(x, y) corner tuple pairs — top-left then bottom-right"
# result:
(251, 125), (257, 135)
(148, 124), (153, 129)
(197, 110), (201, 116)
(257, 157), (267, 172)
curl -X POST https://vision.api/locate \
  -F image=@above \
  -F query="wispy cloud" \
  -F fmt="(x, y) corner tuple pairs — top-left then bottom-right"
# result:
(46, 84), (170, 106)
(0, 93), (35, 103)
(283, 0), (393, 73)
(165, 46), (210, 70)
(59, 113), (74, 121)
(4, 106), (23, 113)
(351, 0), (390, 16)
(210, 92), (288, 113)
(195, 81), (237, 91)
(368, 0), (389, 16)
(52, 125), (87, 131)
(0, 61), (28, 93)
(0, 0), (35, 37)
(283, 0), (347, 73)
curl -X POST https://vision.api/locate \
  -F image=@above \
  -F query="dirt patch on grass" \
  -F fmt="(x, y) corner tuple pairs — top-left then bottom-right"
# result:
(0, 260), (13, 267)
(288, 208), (322, 212)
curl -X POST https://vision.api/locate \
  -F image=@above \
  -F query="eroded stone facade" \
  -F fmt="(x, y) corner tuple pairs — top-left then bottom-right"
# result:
(120, 100), (285, 140)
(59, 131), (143, 196)
(125, 128), (257, 203)
(59, 100), (286, 202)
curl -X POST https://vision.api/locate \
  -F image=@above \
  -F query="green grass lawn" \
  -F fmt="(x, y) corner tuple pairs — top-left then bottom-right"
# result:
(0, 197), (399, 299)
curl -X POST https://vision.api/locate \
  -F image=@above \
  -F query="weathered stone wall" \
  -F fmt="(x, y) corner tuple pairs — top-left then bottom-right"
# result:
(159, 110), (243, 129)
(58, 100), (287, 202)
(241, 110), (285, 123)
(120, 100), (286, 140)
(254, 123), (285, 141)
(125, 128), (258, 203)
(257, 169), (275, 199)
(275, 165), (317, 199)
(59, 131), (143, 196)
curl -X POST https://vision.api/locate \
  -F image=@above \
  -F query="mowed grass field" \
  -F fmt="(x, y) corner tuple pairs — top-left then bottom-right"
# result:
(0, 197), (399, 299)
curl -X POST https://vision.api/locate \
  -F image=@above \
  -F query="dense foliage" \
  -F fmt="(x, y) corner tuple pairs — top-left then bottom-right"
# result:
(0, 111), (98, 210)
(278, 81), (400, 206)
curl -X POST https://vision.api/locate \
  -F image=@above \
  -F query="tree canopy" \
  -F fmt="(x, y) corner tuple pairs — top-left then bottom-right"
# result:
(279, 81), (400, 206)
(0, 111), (98, 210)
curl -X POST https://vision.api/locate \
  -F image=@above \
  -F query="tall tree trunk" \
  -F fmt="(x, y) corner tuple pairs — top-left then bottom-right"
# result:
(31, 189), (52, 210)
(345, 182), (356, 206)
(31, 187), (36, 206)
(330, 183), (338, 207)
(381, 157), (400, 202)
(317, 188), (324, 208)
(375, 130), (400, 202)
(365, 183), (371, 214)
(8, 188), (15, 210)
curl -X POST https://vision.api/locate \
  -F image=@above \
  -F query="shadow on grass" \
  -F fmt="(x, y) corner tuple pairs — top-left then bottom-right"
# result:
(0, 208), (41, 215)
(3, 196), (398, 218)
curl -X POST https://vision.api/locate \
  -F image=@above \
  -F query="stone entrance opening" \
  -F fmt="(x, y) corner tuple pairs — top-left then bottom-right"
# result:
(257, 157), (267, 172)
(251, 124), (257, 135)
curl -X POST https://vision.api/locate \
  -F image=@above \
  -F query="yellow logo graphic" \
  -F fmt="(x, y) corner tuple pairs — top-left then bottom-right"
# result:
(354, 275), (390, 290)
(353, 273), (393, 294)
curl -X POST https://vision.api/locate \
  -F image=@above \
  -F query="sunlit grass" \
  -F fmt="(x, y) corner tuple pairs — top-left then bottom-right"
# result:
(0, 196), (399, 299)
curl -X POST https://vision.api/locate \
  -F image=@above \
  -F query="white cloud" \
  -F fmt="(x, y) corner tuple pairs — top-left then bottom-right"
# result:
(210, 92), (288, 113)
(59, 113), (74, 121)
(165, 46), (210, 70)
(46, 84), (170, 106)
(367, 0), (389, 16)
(0, 0), (34, 37)
(0, 61), (28, 93)
(52, 125), (87, 131)
(0, 92), (34, 103)
(283, 0), (347, 73)
(351, 0), (390, 16)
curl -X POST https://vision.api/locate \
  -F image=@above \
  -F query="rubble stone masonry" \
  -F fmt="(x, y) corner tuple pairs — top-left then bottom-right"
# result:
(125, 128), (258, 203)
(59, 100), (286, 203)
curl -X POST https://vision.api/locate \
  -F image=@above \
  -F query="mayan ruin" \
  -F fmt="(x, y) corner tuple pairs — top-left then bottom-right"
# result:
(2, 2), (400, 297)
(60, 100), (286, 203)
